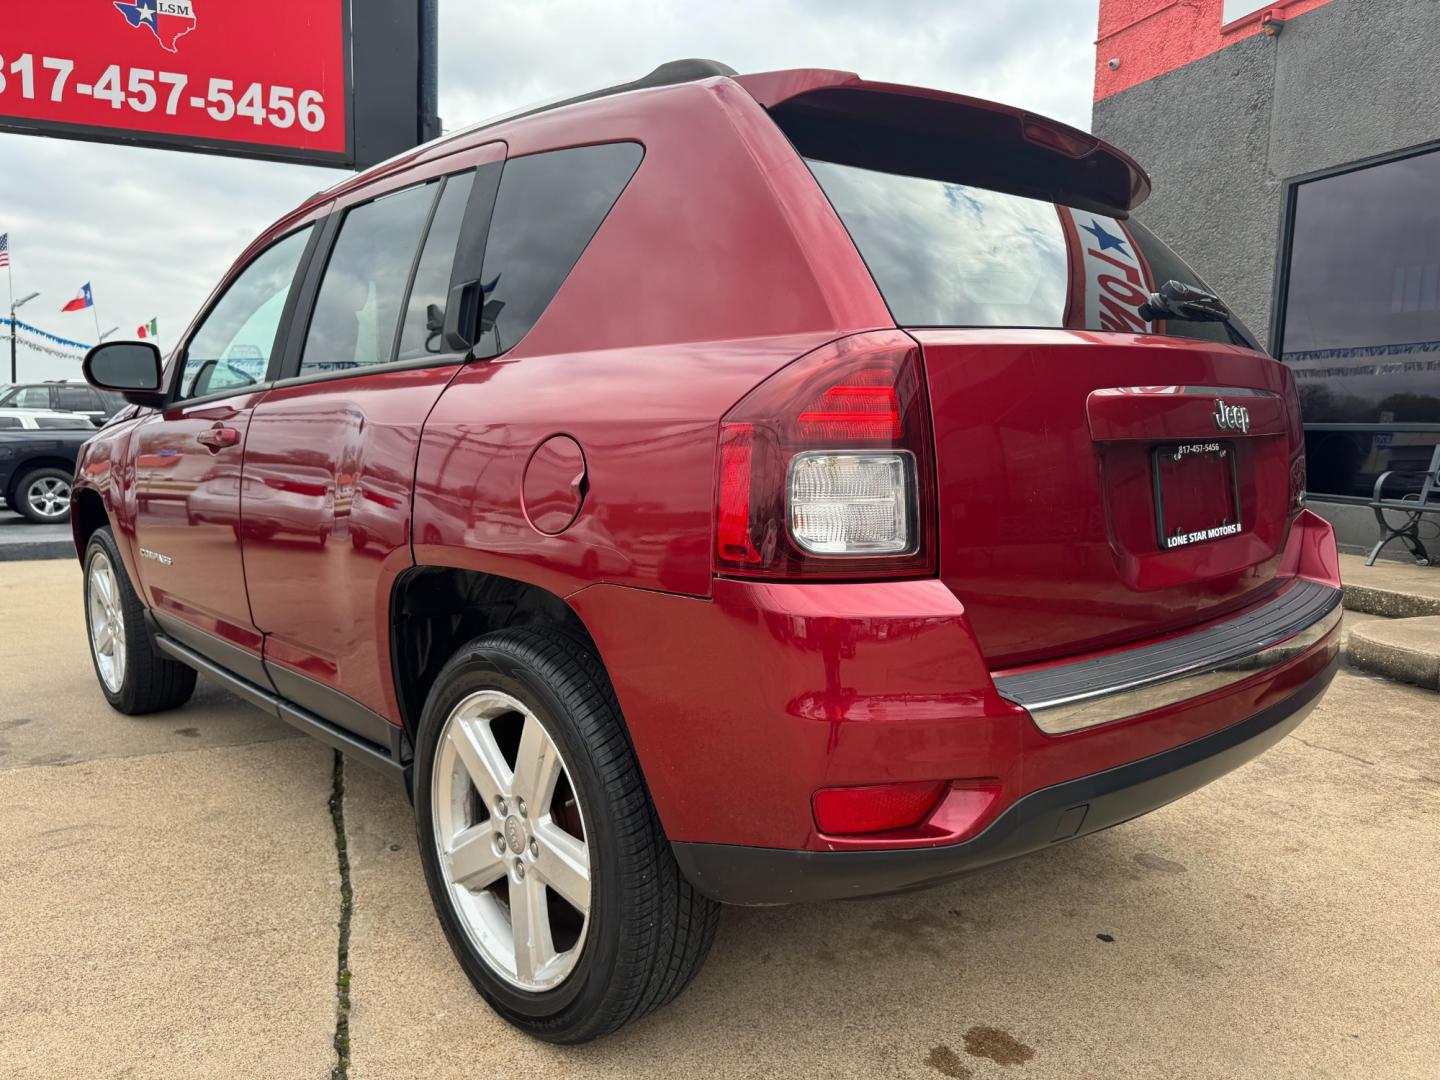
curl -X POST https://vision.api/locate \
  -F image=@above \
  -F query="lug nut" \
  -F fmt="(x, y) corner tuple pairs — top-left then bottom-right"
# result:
(494, 797), (507, 817)
(529, 839), (539, 858)
(494, 833), (507, 855)
(515, 798), (527, 818)
(514, 859), (525, 880)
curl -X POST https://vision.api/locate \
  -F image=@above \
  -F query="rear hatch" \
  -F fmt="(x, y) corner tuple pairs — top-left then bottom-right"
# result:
(759, 77), (1305, 667)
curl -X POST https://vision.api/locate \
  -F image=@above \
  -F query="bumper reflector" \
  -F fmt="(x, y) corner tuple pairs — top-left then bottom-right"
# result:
(812, 780), (947, 836)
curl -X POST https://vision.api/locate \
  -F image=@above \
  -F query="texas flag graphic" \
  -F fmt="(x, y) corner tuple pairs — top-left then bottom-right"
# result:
(113, 0), (198, 54)
(62, 283), (94, 313)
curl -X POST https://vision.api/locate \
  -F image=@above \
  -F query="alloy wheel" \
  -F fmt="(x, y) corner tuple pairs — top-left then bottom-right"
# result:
(27, 475), (71, 520)
(431, 689), (592, 992)
(87, 551), (127, 693)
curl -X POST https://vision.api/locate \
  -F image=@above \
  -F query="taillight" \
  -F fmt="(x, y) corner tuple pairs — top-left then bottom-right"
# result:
(714, 330), (935, 579)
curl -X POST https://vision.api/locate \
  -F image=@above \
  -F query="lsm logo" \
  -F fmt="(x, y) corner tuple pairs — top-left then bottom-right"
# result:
(1213, 398), (1251, 434)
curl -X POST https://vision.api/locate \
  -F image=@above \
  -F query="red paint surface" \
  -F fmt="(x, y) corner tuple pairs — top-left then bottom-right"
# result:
(4, 0), (347, 158)
(72, 68), (1341, 862)
(1095, 0), (1339, 101)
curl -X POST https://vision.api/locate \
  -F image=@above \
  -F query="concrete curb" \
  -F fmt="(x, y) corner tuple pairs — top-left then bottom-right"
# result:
(1342, 581), (1440, 619)
(1347, 616), (1440, 691)
(0, 540), (74, 563)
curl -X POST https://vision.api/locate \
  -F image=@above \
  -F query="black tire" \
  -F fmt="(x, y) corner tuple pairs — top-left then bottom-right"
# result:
(413, 627), (720, 1043)
(83, 527), (197, 715)
(13, 466), (74, 524)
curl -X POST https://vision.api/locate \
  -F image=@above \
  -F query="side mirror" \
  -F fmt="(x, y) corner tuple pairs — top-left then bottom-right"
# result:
(82, 341), (165, 407)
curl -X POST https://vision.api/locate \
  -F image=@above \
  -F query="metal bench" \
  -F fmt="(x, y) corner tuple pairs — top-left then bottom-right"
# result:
(1367, 444), (1440, 566)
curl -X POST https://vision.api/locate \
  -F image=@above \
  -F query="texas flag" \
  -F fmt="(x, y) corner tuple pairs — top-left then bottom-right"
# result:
(62, 283), (94, 313)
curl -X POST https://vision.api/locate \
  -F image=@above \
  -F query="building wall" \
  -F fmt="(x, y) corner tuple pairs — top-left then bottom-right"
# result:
(1095, 0), (1337, 101)
(1093, 0), (1440, 350)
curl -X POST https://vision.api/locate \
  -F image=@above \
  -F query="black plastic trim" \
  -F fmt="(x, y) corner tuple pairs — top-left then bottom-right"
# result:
(152, 632), (405, 778)
(265, 662), (397, 748)
(672, 653), (1338, 906)
(151, 612), (274, 691)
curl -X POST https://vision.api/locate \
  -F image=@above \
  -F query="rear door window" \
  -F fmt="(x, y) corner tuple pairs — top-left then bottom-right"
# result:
(298, 183), (437, 377)
(806, 158), (1257, 348)
(476, 142), (643, 355)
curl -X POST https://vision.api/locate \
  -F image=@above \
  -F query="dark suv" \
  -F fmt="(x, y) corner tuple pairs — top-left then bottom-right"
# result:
(73, 61), (1341, 1042)
(0, 381), (126, 426)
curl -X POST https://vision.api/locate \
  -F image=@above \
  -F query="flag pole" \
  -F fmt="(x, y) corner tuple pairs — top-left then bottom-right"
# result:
(91, 293), (102, 345)
(6, 235), (15, 384)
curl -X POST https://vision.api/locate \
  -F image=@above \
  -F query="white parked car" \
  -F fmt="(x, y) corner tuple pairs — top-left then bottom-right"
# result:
(0, 409), (100, 432)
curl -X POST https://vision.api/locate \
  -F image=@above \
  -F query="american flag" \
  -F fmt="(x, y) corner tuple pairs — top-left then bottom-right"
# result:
(0, 234), (9, 270)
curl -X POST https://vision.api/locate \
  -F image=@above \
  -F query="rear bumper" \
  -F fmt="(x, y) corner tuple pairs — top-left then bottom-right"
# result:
(673, 651), (1338, 905)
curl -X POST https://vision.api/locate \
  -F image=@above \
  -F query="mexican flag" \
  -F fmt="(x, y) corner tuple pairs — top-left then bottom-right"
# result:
(137, 318), (158, 339)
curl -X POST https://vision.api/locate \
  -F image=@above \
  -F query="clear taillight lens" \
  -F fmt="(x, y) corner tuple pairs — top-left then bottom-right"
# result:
(788, 451), (915, 555)
(714, 329), (935, 580)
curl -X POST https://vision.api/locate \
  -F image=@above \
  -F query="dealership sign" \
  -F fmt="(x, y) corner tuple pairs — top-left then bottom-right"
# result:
(1, 1), (434, 169)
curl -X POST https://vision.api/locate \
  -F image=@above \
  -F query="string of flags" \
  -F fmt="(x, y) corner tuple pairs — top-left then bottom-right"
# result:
(0, 334), (94, 360)
(1, 316), (94, 352)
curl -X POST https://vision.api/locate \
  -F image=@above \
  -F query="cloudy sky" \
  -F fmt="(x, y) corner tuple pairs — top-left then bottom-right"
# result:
(0, 0), (1100, 382)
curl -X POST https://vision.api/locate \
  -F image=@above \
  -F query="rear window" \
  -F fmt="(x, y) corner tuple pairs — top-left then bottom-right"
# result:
(807, 158), (1257, 348)
(476, 142), (643, 355)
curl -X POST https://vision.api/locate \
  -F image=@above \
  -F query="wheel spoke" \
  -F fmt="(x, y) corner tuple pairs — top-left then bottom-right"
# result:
(94, 570), (114, 610)
(532, 821), (590, 913)
(448, 717), (512, 810)
(510, 873), (555, 983)
(511, 714), (562, 811)
(445, 824), (507, 890)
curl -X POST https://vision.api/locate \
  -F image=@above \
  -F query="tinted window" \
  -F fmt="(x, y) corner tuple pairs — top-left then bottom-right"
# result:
(36, 416), (94, 430)
(0, 416), (19, 430)
(96, 390), (126, 414)
(807, 158), (1256, 347)
(56, 387), (97, 411)
(478, 143), (643, 354)
(299, 183), (437, 377)
(181, 226), (312, 400)
(396, 172), (476, 362)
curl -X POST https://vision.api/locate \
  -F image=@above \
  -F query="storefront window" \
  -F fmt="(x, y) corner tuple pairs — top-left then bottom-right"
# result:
(1279, 145), (1440, 497)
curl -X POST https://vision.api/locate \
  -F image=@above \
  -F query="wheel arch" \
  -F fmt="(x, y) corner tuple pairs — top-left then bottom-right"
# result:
(71, 485), (110, 561)
(389, 565), (599, 745)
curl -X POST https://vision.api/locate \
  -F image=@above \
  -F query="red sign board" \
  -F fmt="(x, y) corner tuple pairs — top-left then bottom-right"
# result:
(2, 0), (353, 165)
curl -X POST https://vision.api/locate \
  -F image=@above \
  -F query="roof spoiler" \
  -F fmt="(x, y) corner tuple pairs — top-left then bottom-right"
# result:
(736, 68), (1151, 216)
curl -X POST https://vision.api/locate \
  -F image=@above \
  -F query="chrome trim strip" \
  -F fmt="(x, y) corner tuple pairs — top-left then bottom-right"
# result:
(995, 580), (1342, 735)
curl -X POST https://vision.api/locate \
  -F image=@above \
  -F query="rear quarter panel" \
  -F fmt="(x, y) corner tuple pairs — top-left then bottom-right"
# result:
(414, 78), (892, 599)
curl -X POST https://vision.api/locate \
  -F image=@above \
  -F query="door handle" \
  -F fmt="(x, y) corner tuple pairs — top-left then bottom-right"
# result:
(197, 426), (240, 451)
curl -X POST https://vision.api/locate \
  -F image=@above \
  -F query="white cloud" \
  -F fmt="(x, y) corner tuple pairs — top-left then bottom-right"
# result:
(1, 0), (1098, 381)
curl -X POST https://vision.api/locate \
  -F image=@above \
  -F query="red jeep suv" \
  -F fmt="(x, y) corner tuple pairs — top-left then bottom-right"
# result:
(74, 61), (1341, 1042)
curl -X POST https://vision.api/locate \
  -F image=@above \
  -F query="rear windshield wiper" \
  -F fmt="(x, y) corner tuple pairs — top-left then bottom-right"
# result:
(1139, 280), (1251, 348)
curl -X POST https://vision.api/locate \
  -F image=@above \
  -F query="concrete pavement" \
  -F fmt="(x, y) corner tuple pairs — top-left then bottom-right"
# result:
(2, 558), (1438, 1079)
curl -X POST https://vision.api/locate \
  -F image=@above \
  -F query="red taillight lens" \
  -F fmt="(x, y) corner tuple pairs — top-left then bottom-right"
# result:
(714, 330), (935, 580)
(812, 780), (948, 836)
(797, 374), (902, 441)
(716, 424), (761, 565)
